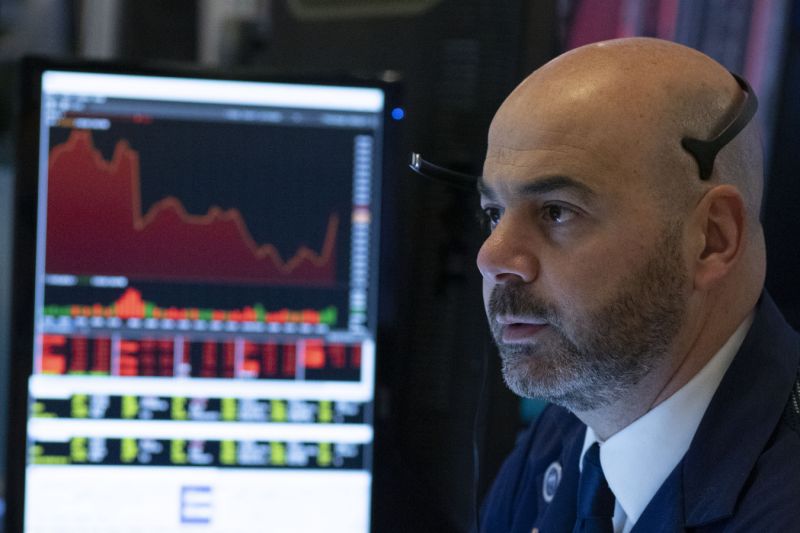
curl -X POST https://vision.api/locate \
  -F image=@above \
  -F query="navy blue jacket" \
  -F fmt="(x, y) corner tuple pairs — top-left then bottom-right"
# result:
(480, 294), (800, 532)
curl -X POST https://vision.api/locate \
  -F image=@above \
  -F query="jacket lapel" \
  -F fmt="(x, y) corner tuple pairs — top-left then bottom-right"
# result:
(631, 465), (685, 533)
(531, 428), (584, 533)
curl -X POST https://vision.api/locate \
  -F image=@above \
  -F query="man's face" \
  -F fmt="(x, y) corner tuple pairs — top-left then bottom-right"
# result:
(476, 98), (691, 412)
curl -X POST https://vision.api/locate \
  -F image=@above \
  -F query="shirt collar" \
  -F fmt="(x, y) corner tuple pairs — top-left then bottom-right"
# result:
(580, 313), (754, 526)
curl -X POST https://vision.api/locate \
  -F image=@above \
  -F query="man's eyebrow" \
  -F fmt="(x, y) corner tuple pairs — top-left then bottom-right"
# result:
(477, 175), (597, 201)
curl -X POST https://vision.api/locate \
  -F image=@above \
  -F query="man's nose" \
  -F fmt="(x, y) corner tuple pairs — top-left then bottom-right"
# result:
(476, 219), (539, 284)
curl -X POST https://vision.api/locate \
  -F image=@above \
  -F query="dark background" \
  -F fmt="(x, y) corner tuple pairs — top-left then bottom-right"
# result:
(0, 1), (798, 532)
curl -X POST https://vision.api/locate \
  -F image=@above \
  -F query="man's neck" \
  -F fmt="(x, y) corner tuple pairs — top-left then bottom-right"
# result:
(575, 364), (681, 441)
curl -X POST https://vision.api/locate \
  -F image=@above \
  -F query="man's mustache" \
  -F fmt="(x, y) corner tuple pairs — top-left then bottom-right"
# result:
(487, 285), (558, 333)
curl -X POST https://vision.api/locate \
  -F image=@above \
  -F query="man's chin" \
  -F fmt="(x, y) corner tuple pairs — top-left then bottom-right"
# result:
(500, 352), (568, 397)
(499, 352), (614, 411)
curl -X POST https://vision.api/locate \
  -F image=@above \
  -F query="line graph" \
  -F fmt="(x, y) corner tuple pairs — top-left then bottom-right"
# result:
(45, 130), (339, 285)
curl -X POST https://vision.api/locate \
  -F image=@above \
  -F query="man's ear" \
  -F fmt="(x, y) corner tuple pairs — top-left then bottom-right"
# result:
(691, 185), (746, 290)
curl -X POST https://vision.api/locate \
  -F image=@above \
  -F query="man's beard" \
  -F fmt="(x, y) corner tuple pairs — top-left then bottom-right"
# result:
(487, 223), (688, 412)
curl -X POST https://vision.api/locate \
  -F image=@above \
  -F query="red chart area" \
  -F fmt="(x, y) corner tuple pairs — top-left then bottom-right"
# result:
(45, 130), (338, 285)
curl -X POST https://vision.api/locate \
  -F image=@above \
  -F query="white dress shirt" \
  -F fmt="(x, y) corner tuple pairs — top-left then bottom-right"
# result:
(579, 314), (754, 533)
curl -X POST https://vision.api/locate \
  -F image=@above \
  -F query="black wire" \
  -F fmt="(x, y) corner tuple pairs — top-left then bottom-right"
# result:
(472, 337), (490, 532)
(408, 153), (480, 191)
(408, 151), (486, 531)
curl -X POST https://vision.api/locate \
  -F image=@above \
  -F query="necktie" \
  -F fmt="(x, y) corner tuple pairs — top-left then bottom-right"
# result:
(573, 442), (615, 533)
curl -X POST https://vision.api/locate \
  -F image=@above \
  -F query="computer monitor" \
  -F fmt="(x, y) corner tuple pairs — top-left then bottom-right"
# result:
(7, 58), (396, 532)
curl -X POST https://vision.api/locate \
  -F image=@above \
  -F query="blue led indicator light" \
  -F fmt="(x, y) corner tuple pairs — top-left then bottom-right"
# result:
(391, 107), (405, 120)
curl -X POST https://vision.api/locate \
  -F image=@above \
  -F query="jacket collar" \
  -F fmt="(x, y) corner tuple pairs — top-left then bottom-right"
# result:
(680, 293), (800, 526)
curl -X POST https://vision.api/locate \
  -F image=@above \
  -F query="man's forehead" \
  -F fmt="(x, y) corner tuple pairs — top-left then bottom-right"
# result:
(486, 56), (681, 169)
(477, 170), (598, 203)
(481, 136), (623, 195)
(482, 83), (674, 198)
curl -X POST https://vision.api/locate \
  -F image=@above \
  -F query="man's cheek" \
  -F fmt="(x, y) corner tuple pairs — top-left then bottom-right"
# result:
(482, 284), (495, 319)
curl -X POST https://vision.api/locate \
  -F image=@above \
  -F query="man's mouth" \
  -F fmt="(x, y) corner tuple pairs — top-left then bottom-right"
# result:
(495, 315), (549, 343)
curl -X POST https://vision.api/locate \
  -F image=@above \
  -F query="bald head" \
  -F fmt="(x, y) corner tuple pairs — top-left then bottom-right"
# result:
(488, 37), (763, 227)
(479, 38), (768, 421)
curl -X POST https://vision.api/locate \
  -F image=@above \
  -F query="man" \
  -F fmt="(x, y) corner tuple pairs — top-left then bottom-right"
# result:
(476, 38), (800, 532)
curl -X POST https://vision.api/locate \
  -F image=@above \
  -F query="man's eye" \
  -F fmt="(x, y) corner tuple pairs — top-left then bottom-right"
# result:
(543, 204), (576, 224)
(478, 207), (502, 231)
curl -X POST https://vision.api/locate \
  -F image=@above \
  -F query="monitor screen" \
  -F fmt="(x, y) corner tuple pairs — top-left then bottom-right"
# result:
(8, 60), (391, 532)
